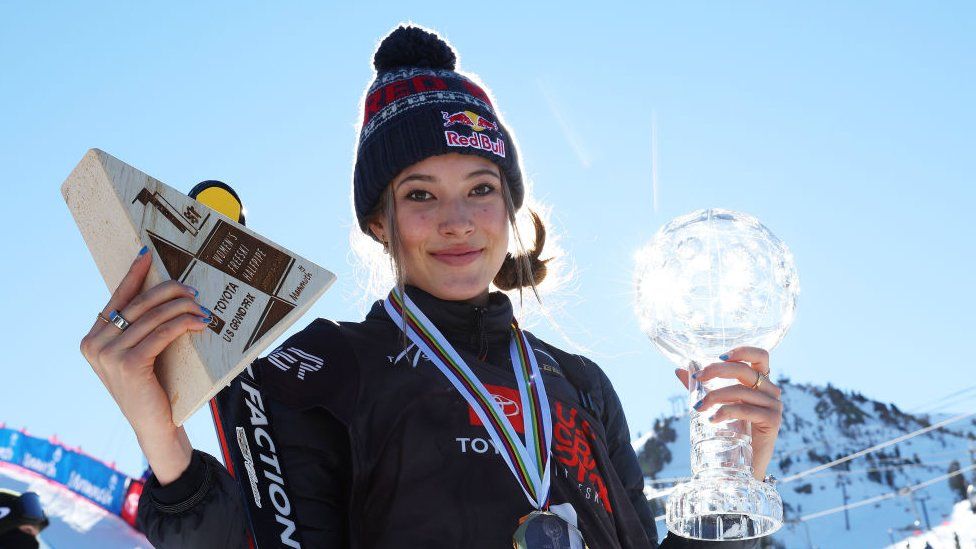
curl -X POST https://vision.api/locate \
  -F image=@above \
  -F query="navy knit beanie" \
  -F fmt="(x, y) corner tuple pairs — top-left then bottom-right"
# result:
(353, 25), (524, 238)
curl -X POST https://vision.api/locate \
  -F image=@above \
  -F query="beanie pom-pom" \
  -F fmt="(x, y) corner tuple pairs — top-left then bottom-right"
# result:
(373, 25), (456, 71)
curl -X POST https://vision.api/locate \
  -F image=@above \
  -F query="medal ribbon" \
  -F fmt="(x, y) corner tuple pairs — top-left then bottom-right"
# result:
(384, 288), (553, 509)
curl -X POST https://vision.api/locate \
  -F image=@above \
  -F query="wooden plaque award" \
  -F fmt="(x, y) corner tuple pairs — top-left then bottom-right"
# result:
(62, 149), (336, 425)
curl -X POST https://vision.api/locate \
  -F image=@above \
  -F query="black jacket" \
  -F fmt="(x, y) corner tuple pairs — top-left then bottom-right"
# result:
(138, 286), (759, 548)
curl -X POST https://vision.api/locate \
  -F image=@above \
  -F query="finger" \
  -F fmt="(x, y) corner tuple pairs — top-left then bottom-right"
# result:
(105, 298), (210, 353)
(123, 313), (209, 366)
(119, 279), (198, 325)
(88, 246), (154, 337)
(710, 403), (781, 427)
(694, 384), (782, 414)
(721, 346), (770, 375)
(674, 368), (690, 390)
(694, 361), (781, 399)
(87, 280), (199, 354)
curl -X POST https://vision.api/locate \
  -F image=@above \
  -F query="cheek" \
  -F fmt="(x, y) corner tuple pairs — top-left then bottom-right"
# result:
(396, 213), (433, 247)
(479, 205), (510, 262)
(476, 203), (508, 233)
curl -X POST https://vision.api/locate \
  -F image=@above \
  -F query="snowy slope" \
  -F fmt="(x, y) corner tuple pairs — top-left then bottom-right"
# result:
(885, 499), (976, 549)
(634, 380), (976, 548)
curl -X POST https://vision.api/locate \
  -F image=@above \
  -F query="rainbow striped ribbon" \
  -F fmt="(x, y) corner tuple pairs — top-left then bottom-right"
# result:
(384, 288), (553, 510)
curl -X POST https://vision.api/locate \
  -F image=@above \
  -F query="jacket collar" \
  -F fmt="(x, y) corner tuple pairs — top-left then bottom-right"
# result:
(368, 284), (515, 347)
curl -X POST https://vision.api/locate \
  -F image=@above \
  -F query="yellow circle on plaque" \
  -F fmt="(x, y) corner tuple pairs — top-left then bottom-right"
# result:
(195, 186), (243, 222)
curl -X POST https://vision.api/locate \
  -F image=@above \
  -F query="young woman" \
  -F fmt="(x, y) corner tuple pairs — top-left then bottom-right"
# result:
(80, 25), (783, 548)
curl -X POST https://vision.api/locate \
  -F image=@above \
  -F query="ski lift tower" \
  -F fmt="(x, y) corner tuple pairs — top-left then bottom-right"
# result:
(668, 395), (686, 417)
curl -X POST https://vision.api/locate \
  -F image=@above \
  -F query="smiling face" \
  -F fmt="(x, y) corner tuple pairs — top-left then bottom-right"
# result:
(368, 153), (510, 304)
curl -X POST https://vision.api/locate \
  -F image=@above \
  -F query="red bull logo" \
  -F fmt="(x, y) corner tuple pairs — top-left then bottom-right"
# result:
(441, 110), (499, 133)
(442, 110), (506, 157)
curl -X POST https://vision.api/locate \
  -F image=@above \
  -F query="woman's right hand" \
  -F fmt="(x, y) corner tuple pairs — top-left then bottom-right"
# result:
(79, 246), (211, 483)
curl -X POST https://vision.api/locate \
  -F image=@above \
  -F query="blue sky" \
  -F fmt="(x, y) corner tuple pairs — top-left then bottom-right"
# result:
(1, 2), (973, 477)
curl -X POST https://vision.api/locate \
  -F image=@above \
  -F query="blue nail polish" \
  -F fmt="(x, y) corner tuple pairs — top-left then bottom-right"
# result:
(186, 285), (199, 298)
(138, 245), (149, 255)
(693, 399), (704, 410)
(719, 353), (730, 361)
(201, 316), (212, 324)
(691, 371), (700, 379)
(200, 306), (211, 316)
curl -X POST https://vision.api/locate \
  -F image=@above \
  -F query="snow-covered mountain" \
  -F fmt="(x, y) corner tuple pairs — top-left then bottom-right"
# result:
(633, 379), (976, 548)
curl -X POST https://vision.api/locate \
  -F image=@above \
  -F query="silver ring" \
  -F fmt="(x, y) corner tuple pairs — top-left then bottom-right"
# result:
(108, 310), (131, 331)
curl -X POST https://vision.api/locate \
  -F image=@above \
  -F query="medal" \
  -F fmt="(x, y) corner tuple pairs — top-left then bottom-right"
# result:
(384, 289), (588, 548)
(513, 511), (588, 549)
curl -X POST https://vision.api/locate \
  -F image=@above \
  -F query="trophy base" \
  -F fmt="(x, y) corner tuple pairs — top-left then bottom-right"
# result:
(665, 472), (783, 541)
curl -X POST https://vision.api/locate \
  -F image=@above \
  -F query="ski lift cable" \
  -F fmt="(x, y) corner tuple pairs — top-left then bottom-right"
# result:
(644, 417), (975, 488)
(800, 457), (969, 479)
(918, 392), (976, 415)
(915, 391), (976, 414)
(644, 411), (974, 494)
(796, 462), (976, 522)
(651, 462), (976, 523)
(776, 414), (976, 459)
(645, 455), (965, 501)
(909, 384), (976, 413)
(872, 449), (972, 464)
(780, 410), (976, 484)
(730, 407), (973, 460)
(645, 451), (971, 488)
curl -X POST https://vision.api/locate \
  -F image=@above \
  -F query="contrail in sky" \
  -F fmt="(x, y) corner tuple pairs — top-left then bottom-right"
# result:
(651, 110), (659, 214)
(537, 78), (591, 169)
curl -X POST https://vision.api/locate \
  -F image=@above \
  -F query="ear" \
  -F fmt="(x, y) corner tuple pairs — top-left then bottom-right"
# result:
(368, 219), (387, 243)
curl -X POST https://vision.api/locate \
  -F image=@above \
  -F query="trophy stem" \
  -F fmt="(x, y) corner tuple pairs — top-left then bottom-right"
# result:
(664, 359), (783, 540)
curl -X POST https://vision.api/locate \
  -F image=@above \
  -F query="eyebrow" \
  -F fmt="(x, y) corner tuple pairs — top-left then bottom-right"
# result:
(396, 168), (500, 188)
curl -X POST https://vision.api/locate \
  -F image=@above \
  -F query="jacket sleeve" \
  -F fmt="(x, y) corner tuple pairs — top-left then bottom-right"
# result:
(136, 398), (353, 548)
(594, 367), (762, 549)
(593, 365), (660, 547)
(137, 319), (357, 548)
(137, 449), (247, 548)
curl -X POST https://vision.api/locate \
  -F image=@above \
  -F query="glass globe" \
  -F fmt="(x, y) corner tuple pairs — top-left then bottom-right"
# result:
(635, 208), (799, 365)
(634, 208), (799, 540)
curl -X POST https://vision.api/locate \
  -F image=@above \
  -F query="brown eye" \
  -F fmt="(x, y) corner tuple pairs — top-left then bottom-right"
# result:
(406, 190), (433, 201)
(471, 184), (496, 196)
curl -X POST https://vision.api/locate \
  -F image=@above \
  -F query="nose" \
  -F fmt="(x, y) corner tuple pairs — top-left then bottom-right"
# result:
(438, 195), (475, 237)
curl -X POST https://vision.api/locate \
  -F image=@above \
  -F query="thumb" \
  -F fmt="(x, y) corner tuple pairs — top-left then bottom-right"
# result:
(674, 368), (690, 390)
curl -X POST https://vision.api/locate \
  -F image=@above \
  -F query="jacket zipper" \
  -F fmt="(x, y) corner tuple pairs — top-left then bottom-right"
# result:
(473, 306), (488, 362)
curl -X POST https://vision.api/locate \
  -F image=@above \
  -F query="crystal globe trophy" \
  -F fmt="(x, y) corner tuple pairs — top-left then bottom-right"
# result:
(634, 208), (799, 540)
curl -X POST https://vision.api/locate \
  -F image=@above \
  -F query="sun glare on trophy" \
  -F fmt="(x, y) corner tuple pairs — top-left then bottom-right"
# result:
(634, 208), (800, 364)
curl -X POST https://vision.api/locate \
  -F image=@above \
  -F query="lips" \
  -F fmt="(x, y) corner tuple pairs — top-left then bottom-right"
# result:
(430, 247), (484, 266)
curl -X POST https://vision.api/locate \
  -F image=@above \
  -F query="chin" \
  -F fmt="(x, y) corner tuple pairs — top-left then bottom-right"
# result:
(407, 268), (495, 303)
(426, 278), (491, 302)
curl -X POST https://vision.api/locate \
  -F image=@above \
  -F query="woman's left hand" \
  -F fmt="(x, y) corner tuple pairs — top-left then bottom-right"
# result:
(674, 347), (783, 481)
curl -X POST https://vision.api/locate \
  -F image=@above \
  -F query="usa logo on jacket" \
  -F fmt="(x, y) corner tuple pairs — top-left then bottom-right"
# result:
(267, 346), (325, 381)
